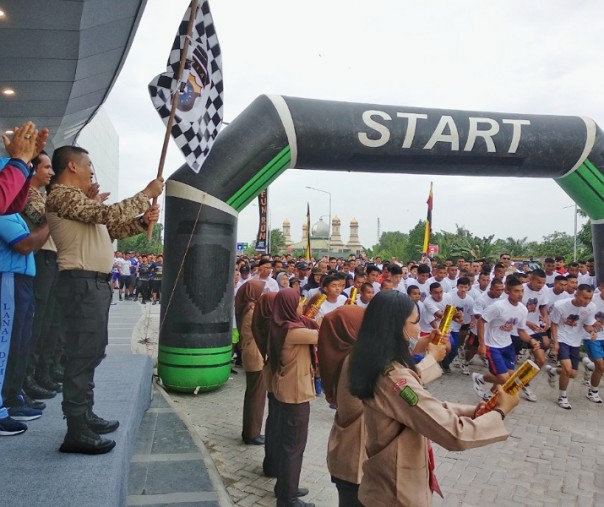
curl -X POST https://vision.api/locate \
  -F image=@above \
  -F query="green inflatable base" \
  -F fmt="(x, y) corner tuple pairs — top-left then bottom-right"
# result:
(158, 344), (232, 393)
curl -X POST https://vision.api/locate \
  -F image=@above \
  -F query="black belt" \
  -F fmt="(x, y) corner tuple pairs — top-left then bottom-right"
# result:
(60, 269), (112, 282)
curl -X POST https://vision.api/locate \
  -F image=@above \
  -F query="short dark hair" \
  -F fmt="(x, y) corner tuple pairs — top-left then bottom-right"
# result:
(407, 286), (420, 295)
(51, 146), (89, 178)
(349, 291), (418, 399)
(429, 282), (442, 292)
(389, 264), (403, 275)
(417, 264), (431, 275)
(457, 277), (470, 286)
(366, 265), (381, 275)
(554, 275), (567, 282)
(505, 276), (522, 289)
(577, 284), (594, 292)
(530, 269), (546, 278)
(321, 274), (339, 288)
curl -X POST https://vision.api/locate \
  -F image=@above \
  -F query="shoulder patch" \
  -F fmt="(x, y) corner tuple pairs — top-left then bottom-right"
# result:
(398, 385), (419, 406)
(392, 378), (407, 392)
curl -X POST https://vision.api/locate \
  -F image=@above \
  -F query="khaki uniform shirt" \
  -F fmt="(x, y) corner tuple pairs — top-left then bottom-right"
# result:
(240, 309), (264, 373)
(327, 354), (442, 486)
(46, 184), (149, 273)
(271, 327), (318, 404)
(22, 187), (56, 252)
(359, 361), (508, 507)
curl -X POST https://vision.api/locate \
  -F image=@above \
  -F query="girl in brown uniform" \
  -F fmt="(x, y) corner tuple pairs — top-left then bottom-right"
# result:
(234, 280), (266, 445)
(319, 301), (447, 506)
(268, 288), (319, 507)
(251, 291), (277, 476)
(350, 290), (519, 507)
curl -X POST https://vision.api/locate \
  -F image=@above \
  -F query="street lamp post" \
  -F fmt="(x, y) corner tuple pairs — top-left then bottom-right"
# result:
(306, 186), (332, 251)
(563, 203), (578, 261)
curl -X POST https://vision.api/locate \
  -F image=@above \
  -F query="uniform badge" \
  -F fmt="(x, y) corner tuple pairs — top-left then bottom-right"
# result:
(399, 385), (419, 406)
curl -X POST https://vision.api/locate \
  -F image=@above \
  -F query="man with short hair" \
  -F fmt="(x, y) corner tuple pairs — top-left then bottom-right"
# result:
(406, 264), (431, 301)
(545, 285), (597, 409)
(555, 256), (567, 275)
(470, 271), (491, 300)
(356, 282), (374, 308)
(543, 257), (556, 287)
(473, 277), (536, 401)
(423, 282), (452, 330)
(47, 145), (163, 454)
(366, 265), (381, 294)
(255, 259), (279, 293)
(427, 264), (451, 293)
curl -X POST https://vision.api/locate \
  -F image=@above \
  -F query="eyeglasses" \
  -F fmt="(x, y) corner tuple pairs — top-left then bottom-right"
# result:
(501, 257), (511, 260)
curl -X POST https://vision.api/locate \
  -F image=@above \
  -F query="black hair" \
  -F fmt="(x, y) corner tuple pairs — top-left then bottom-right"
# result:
(505, 276), (522, 289)
(554, 275), (567, 282)
(321, 274), (339, 288)
(490, 278), (503, 287)
(51, 146), (89, 178)
(544, 257), (555, 264)
(457, 277), (470, 286)
(429, 282), (441, 292)
(366, 265), (381, 275)
(530, 269), (546, 278)
(407, 285), (420, 295)
(417, 264), (431, 275)
(389, 264), (403, 275)
(349, 291), (418, 399)
(31, 150), (48, 168)
(334, 271), (347, 281)
(360, 282), (374, 292)
(577, 284), (594, 293)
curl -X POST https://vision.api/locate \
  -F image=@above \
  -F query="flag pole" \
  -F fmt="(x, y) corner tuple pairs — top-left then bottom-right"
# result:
(147, 0), (200, 240)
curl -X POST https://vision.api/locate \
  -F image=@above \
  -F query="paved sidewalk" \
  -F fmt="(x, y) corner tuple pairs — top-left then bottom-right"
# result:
(139, 304), (604, 506)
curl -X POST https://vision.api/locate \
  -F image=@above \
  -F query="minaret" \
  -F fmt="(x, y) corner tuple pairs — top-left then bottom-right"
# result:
(346, 217), (363, 253)
(283, 218), (292, 246)
(330, 215), (344, 252)
(302, 222), (308, 244)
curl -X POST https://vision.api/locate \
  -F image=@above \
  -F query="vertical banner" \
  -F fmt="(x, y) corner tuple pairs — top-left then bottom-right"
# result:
(422, 182), (433, 255)
(305, 203), (311, 260)
(255, 189), (268, 252)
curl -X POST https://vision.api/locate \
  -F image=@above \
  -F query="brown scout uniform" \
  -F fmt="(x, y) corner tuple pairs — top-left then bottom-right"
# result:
(359, 361), (508, 507)
(240, 310), (264, 373)
(270, 327), (318, 403)
(327, 354), (443, 486)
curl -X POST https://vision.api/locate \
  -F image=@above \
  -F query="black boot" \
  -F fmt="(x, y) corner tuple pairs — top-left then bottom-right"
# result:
(50, 363), (64, 383)
(23, 376), (56, 400)
(85, 410), (119, 434)
(59, 414), (116, 455)
(35, 366), (63, 393)
(277, 499), (315, 507)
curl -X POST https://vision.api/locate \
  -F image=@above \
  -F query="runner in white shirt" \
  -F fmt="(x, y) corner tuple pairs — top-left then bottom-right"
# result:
(543, 257), (556, 287)
(316, 275), (347, 318)
(545, 276), (569, 313)
(355, 282), (374, 308)
(470, 271), (491, 301)
(472, 277), (535, 400)
(441, 277), (475, 374)
(463, 278), (505, 375)
(520, 270), (550, 357)
(366, 265), (381, 294)
(422, 283), (452, 330)
(545, 285), (597, 409)
(582, 279), (604, 402)
(426, 264), (451, 293)
(253, 259), (280, 292)
(406, 264), (432, 302)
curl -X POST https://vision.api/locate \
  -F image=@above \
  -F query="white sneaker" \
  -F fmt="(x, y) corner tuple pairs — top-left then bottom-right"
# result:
(522, 386), (537, 402)
(586, 390), (603, 404)
(461, 362), (470, 376)
(472, 373), (488, 400)
(557, 396), (572, 410)
(545, 365), (557, 388)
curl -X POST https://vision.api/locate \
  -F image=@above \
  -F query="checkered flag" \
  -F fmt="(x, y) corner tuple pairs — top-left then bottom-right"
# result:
(148, 0), (223, 173)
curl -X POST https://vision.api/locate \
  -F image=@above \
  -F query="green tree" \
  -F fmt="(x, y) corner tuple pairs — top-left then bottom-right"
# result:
(371, 231), (409, 260)
(117, 223), (163, 254)
(498, 236), (530, 257)
(269, 228), (286, 255)
(402, 220), (428, 262)
(577, 209), (593, 259)
(526, 231), (574, 259)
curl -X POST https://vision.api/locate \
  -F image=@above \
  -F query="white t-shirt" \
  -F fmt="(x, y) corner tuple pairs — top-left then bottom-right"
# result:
(259, 276), (280, 293)
(545, 272), (557, 287)
(469, 285), (487, 301)
(474, 292), (504, 317)
(545, 287), (569, 313)
(423, 293), (453, 329)
(587, 292), (604, 341)
(417, 300), (434, 334)
(116, 258), (131, 276)
(356, 298), (369, 308)
(578, 273), (596, 287)
(550, 299), (596, 347)
(522, 283), (547, 326)
(427, 277), (451, 293)
(318, 295), (347, 317)
(448, 292), (474, 332)
(482, 299), (528, 348)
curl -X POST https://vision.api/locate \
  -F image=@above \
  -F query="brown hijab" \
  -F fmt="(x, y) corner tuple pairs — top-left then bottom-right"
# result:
(268, 288), (318, 373)
(234, 280), (264, 333)
(251, 291), (277, 358)
(317, 305), (365, 405)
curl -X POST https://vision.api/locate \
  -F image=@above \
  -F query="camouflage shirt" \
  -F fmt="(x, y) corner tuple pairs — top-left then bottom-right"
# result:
(21, 186), (57, 252)
(46, 184), (149, 272)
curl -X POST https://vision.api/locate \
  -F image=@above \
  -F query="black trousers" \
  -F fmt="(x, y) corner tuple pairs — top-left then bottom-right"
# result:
(28, 249), (58, 376)
(242, 370), (266, 441)
(332, 476), (362, 507)
(56, 271), (111, 417)
(263, 393), (279, 477)
(275, 400), (310, 502)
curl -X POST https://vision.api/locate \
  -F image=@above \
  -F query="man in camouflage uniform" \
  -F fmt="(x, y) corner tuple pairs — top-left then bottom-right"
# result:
(47, 146), (163, 455)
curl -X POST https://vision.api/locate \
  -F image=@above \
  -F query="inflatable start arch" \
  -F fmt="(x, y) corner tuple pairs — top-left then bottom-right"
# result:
(158, 95), (604, 392)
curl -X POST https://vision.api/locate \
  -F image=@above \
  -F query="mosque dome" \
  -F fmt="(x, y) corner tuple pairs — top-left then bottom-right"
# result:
(350, 217), (359, 225)
(311, 219), (329, 239)
(283, 218), (290, 225)
(332, 215), (341, 224)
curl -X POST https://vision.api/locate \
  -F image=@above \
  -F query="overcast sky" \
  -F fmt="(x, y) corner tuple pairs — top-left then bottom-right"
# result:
(104, 0), (604, 249)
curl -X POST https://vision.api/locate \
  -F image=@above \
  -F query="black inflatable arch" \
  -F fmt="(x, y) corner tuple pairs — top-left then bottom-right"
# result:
(159, 95), (604, 392)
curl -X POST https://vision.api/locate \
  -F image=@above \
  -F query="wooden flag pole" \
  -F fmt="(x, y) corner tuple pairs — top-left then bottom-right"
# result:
(147, 0), (200, 240)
